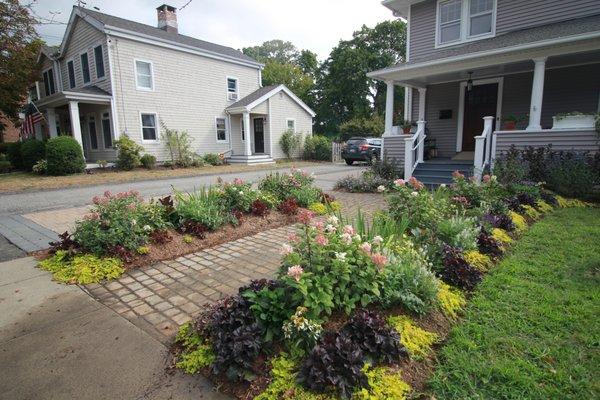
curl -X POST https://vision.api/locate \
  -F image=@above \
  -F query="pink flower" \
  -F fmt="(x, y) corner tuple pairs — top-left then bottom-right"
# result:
(233, 178), (244, 185)
(315, 235), (329, 246)
(287, 265), (304, 282)
(482, 174), (491, 183)
(84, 212), (100, 220)
(104, 190), (112, 198)
(452, 170), (465, 180)
(92, 195), (109, 205)
(408, 177), (424, 190)
(92, 195), (101, 205)
(371, 253), (388, 270)
(359, 242), (372, 253)
(116, 192), (129, 199)
(297, 209), (315, 225)
(287, 233), (300, 243)
(343, 225), (355, 235)
(312, 221), (324, 232)
(340, 233), (352, 245)
(393, 179), (406, 187)
(280, 243), (294, 256)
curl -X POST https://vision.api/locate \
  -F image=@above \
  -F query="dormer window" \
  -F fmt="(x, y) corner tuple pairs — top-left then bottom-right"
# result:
(436, 0), (495, 47)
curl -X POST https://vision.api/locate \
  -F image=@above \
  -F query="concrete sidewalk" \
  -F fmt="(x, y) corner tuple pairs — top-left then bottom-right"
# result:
(0, 257), (228, 400)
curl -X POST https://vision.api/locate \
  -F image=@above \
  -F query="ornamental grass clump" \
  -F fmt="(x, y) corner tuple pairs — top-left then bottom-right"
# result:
(387, 315), (439, 359)
(39, 250), (124, 284)
(174, 187), (228, 231)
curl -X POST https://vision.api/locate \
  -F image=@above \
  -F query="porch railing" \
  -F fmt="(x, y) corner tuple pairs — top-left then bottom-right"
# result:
(404, 120), (426, 180)
(474, 116), (495, 182)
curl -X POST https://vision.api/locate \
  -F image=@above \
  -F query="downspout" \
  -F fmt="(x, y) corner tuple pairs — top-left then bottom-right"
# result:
(106, 34), (121, 139)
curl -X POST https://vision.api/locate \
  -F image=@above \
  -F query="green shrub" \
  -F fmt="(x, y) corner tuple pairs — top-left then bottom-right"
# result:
(203, 153), (223, 166)
(32, 159), (47, 174)
(279, 129), (302, 159)
(140, 154), (156, 169)
(290, 185), (322, 207)
(259, 169), (315, 202)
(546, 157), (596, 198)
(6, 142), (22, 169)
(436, 216), (480, 251)
(114, 135), (143, 170)
(219, 179), (258, 212)
(0, 160), (11, 173)
(303, 135), (331, 161)
(39, 250), (124, 284)
(160, 121), (195, 167)
(20, 139), (45, 171)
(45, 136), (85, 175)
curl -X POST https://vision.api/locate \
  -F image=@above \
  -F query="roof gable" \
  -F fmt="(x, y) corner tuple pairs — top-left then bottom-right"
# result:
(227, 84), (316, 117)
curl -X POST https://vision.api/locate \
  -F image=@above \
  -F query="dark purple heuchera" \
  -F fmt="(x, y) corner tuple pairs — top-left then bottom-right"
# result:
(342, 309), (407, 364)
(278, 197), (299, 215)
(238, 278), (281, 294)
(440, 245), (482, 291)
(540, 190), (558, 206)
(179, 220), (208, 238)
(298, 332), (368, 399)
(150, 229), (173, 244)
(505, 196), (524, 213)
(477, 228), (503, 259)
(516, 192), (537, 207)
(231, 209), (244, 224)
(49, 231), (81, 256)
(483, 213), (515, 232)
(251, 199), (270, 217)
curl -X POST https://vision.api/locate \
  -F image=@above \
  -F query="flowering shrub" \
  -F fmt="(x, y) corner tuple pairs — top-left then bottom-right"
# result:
(282, 306), (323, 357)
(259, 168), (315, 202)
(387, 178), (442, 230)
(73, 191), (167, 255)
(218, 178), (258, 213)
(39, 250), (124, 284)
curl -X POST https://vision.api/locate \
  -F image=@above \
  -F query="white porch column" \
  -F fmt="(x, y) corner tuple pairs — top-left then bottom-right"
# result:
(68, 101), (84, 157)
(47, 108), (58, 137)
(526, 57), (547, 131)
(384, 81), (395, 135)
(242, 111), (251, 156)
(417, 88), (427, 121)
(403, 87), (412, 123)
(417, 120), (426, 163)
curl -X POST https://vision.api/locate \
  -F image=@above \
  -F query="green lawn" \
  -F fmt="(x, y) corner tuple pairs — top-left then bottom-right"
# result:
(429, 207), (600, 399)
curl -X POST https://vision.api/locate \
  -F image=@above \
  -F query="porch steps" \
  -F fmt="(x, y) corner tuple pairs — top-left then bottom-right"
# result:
(228, 154), (276, 165)
(413, 160), (473, 187)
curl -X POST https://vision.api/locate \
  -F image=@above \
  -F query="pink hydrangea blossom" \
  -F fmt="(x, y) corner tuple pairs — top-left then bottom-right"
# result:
(371, 253), (388, 269)
(287, 233), (300, 243)
(452, 170), (465, 180)
(482, 174), (491, 183)
(342, 225), (355, 235)
(393, 179), (406, 187)
(103, 190), (112, 198)
(312, 221), (324, 232)
(126, 203), (137, 211)
(233, 178), (244, 185)
(408, 177), (424, 190)
(359, 242), (372, 253)
(297, 209), (315, 225)
(287, 265), (304, 282)
(280, 243), (294, 256)
(315, 235), (329, 246)
(92, 195), (109, 205)
(340, 233), (352, 245)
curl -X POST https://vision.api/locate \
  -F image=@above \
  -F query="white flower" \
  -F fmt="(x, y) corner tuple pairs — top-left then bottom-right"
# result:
(410, 191), (419, 197)
(131, 219), (137, 226)
(372, 235), (383, 245)
(280, 243), (294, 256)
(340, 233), (352, 245)
(239, 191), (244, 195)
(143, 225), (152, 231)
(324, 224), (336, 233)
(327, 215), (339, 225)
(440, 184), (447, 188)
(377, 185), (386, 193)
(353, 234), (362, 242)
(334, 252), (347, 261)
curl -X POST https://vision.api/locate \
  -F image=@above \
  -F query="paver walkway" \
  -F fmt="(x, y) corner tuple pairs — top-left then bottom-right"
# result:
(85, 192), (386, 343)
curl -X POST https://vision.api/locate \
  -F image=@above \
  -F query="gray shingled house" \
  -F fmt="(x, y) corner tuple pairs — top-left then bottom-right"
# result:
(32, 5), (315, 164)
(369, 0), (600, 184)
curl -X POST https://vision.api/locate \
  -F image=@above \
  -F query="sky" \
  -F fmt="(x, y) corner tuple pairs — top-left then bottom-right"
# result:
(30, 0), (396, 60)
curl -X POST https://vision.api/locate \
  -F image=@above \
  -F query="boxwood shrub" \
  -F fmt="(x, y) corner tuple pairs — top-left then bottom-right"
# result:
(20, 139), (45, 171)
(5, 142), (23, 169)
(46, 136), (85, 175)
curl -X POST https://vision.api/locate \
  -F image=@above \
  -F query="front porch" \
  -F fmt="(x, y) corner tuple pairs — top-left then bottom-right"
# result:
(34, 87), (118, 163)
(226, 110), (275, 165)
(371, 36), (600, 183)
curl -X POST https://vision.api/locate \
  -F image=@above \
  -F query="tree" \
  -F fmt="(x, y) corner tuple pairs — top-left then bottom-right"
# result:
(0, 0), (42, 139)
(297, 50), (319, 77)
(242, 39), (299, 64)
(314, 20), (406, 135)
(262, 61), (314, 105)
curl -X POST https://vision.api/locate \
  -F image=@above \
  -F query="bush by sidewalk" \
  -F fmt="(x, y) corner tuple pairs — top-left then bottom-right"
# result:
(46, 136), (86, 176)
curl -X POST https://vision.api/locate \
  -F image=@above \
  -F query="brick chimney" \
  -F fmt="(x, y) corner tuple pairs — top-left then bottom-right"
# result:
(156, 4), (177, 33)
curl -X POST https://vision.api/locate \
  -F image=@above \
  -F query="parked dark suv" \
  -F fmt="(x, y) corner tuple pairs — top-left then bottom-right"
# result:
(341, 137), (382, 165)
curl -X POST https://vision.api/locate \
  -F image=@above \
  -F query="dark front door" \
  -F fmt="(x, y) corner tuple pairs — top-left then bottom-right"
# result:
(462, 83), (498, 151)
(253, 118), (265, 154)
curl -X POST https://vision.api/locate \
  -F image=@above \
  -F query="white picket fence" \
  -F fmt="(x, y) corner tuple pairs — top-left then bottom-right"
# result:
(331, 142), (343, 163)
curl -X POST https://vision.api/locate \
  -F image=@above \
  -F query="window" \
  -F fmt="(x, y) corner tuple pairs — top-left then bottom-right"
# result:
(439, 0), (462, 44)
(88, 116), (98, 149)
(437, 0), (495, 46)
(94, 45), (105, 79)
(216, 117), (227, 142)
(140, 113), (158, 141)
(43, 69), (56, 96)
(240, 117), (245, 141)
(67, 60), (76, 88)
(469, 0), (494, 36)
(286, 119), (296, 132)
(227, 78), (238, 93)
(81, 52), (91, 84)
(102, 112), (112, 148)
(135, 60), (153, 90)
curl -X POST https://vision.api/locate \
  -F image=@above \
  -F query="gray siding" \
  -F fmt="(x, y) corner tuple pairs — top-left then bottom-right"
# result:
(383, 134), (412, 167)
(494, 130), (599, 155)
(424, 81), (460, 157)
(408, 0), (600, 62)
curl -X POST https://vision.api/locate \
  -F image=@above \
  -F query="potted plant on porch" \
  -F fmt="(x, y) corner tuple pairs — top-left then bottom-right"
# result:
(502, 114), (526, 130)
(400, 119), (413, 134)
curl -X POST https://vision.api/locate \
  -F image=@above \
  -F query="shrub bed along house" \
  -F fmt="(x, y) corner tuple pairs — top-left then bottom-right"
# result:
(39, 168), (340, 283)
(170, 171), (593, 399)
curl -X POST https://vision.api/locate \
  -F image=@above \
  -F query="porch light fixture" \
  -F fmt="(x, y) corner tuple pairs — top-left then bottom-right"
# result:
(467, 72), (474, 92)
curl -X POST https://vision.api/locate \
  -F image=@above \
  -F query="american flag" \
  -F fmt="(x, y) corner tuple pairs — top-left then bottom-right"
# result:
(21, 103), (44, 139)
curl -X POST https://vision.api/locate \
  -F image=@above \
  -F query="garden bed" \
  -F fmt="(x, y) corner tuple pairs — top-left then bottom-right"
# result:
(168, 172), (595, 400)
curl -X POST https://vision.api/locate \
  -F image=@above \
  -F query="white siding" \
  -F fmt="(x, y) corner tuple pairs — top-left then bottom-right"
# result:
(268, 92), (313, 159)
(60, 17), (111, 93)
(109, 36), (261, 160)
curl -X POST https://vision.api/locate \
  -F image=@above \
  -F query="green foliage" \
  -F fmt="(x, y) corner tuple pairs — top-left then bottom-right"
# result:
(387, 316), (438, 359)
(114, 135), (143, 170)
(463, 250), (493, 272)
(436, 216), (480, 251)
(291, 186), (322, 207)
(387, 179), (442, 231)
(0, 158), (11, 173)
(39, 250), (124, 284)
(218, 179), (258, 213)
(437, 282), (466, 320)
(334, 172), (391, 193)
(20, 139), (45, 171)
(282, 306), (323, 358)
(430, 208), (600, 399)
(263, 61), (314, 103)
(45, 136), (85, 175)
(203, 152), (223, 166)
(279, 129), (302, 159)
(174, 187), (228, 230)
(175, 323), (215, 374)
(303, 135), (332, 161)
(259, 169), (315, 202)
(6, 141), (22, 169)
(32, 159), (47, 174)
(140, 154), (156, 169)
(160, 121), (195, 167)
(338, 114), (384, 140)
(354, 365), (411, 400)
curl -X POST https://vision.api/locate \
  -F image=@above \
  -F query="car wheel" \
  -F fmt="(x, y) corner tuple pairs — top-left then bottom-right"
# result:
(345, 159), (354, 166)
